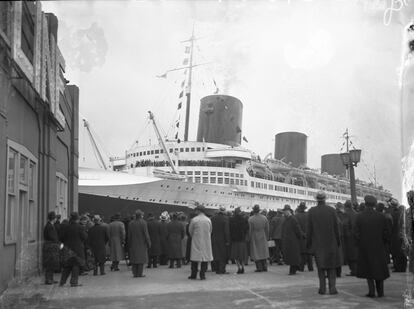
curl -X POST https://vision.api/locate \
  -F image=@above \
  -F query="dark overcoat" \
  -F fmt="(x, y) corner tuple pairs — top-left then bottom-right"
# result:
(342, 208), (358, 261)
(60, 221), (88, 266)
(160, 221), (169, 257)
(211, 213), (230, 261)
(248, 213), (269, 260)
(390, 206), (404, 257)
(307, 203), (341, 269)
(355, 208), (390, 280)
(108, 220), (125, 261)
(167, 219), (185, 259)
(43, 222), (60, 270)
(128, 218), (151, 264)
(269, 216), (285, 240)
(88, 223), (109, 263)
(147, 218), (162, 256)
(336, 211), (346, 265)
(281, 215), (302, 266)
(294, 212), (308, 253)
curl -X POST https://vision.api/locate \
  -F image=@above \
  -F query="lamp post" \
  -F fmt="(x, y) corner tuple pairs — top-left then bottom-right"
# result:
(340, 131), (362, 205)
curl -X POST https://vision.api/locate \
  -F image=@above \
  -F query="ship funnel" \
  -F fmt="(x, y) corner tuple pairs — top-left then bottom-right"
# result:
(197, 95), (243, 146)
(321, 153), (346, 177)
(274, 132), (307, 168)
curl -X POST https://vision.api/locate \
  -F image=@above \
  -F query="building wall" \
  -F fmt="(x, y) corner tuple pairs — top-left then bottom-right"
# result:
(0, 2), (79, 294)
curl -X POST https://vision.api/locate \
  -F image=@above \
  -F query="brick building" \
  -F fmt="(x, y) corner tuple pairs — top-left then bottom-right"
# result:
(0, 1), (79, 293)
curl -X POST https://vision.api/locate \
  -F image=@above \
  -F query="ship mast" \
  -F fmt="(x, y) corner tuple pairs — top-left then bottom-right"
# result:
(184, 24), (195, 142)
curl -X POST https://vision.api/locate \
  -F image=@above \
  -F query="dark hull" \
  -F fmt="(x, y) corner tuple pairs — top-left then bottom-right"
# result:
(79, 193), (215, 221)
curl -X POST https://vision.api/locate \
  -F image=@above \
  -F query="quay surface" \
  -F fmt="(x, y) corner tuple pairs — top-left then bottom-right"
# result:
(0, 263), (409, 309)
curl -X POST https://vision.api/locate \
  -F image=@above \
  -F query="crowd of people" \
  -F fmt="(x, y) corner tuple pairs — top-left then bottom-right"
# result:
(42, 190), (413, 298)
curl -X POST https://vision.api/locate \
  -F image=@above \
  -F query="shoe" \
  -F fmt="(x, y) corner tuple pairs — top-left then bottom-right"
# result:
(318, 290), (326, 295)
(147, 265), (152, 269)
(365, 293), (375, 298)
(100, 272), (106, 276)
(59, 283), (65, 287)
(200, 276), (206, 280)
(188, 276), (197, 280)
(329, 290), (338, 295)
(254, 270), (263, 272)
(45, 282), (53, 285)
(70, 284), (83, 287)
(137, 275), (146, 278)
(53, 280), (58, 284)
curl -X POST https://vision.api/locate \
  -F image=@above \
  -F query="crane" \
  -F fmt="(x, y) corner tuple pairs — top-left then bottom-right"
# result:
(148, 111), (178, 174)
(83, 118), (108, 170)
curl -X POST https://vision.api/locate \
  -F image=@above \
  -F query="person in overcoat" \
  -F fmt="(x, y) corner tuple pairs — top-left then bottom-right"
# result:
(229, 207), (248, 274)
(335, 203), (346, 277)
(179, 214), (188, 265)
(128, 210), (151, 277)
(342, 200), (358, 276)
(282, 205), (303, 275)
(389, 198), (407, 272)
(376, 202), (393, 264)
(108, 213), (125, 271)
(307, 191), (341, 295)
(211, 206), (231, 274)
(248, 204), (269, 272)
(146, 213), (162, 268)
(294, 202), (313, 271)
(355, 195), (390, 297)
(167, 212), (185, 268)
(159, 212), (170, 265)
(59, 212), (88, 287)
(88, 215), (109, 276)
(43, 211), (60, 285)
(269, 210), (285, 265)
(188, 204), (213, 280)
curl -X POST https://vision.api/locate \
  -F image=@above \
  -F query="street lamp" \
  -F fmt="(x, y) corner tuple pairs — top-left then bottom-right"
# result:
(340, 149), (362, 205)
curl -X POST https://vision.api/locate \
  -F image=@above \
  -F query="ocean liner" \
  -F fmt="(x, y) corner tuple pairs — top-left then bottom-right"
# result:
(78, 32), (392, 219)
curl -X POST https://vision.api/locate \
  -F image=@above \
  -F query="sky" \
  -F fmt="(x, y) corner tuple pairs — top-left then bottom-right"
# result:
(41, 0), (414, 201)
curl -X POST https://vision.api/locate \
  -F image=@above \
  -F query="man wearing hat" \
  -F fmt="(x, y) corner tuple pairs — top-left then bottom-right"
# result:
(388, 198), (407, 272)
(108, 213), (125, 271)
(342, 200), (358, 276)
(269, 209), (285, 265)
(128, 210), (151, 278)
(307, 191), (341, 295)
(295, 202), (313, 272)
(159, 211), (170, 266)
(355, 195), (390, 297)
(188, 203), (213, 280)
(88, 215), (109, 276)
(211, 206), (230, 274)
(146, 213), (162, 268)
(248, 204), (269, 272)
(282, 205), (303, 275)
(59, 212), (88, 287)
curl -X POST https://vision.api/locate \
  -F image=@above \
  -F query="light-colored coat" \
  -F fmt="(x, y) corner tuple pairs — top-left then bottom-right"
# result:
(248, 213), (269, 260)
(189, 213), (213, 262)
(109, 220), (125, 261)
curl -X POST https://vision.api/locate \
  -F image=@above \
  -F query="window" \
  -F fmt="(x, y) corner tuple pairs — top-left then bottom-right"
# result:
(21, 1), (36, 64)
(218, 178), (223, 184)
(5, 140), (37, 244)
(151, 150), (154, 155)
(191, 147), (195, 152)
(155, 149), (159, 154)
(169, 148), (173, 153)
(180, 148), (184, 152)
(202, 171), (208, 175)
(185, 148), (189, 152)
(210, 177), (216, 184)
(187, 171), (193, 175)
(196, 147), (201, 152)
(195, 177), (201, 183)
(224, 178), (229, 184)
(56, 173), (68, 219)
(210, 171), (216, 176)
